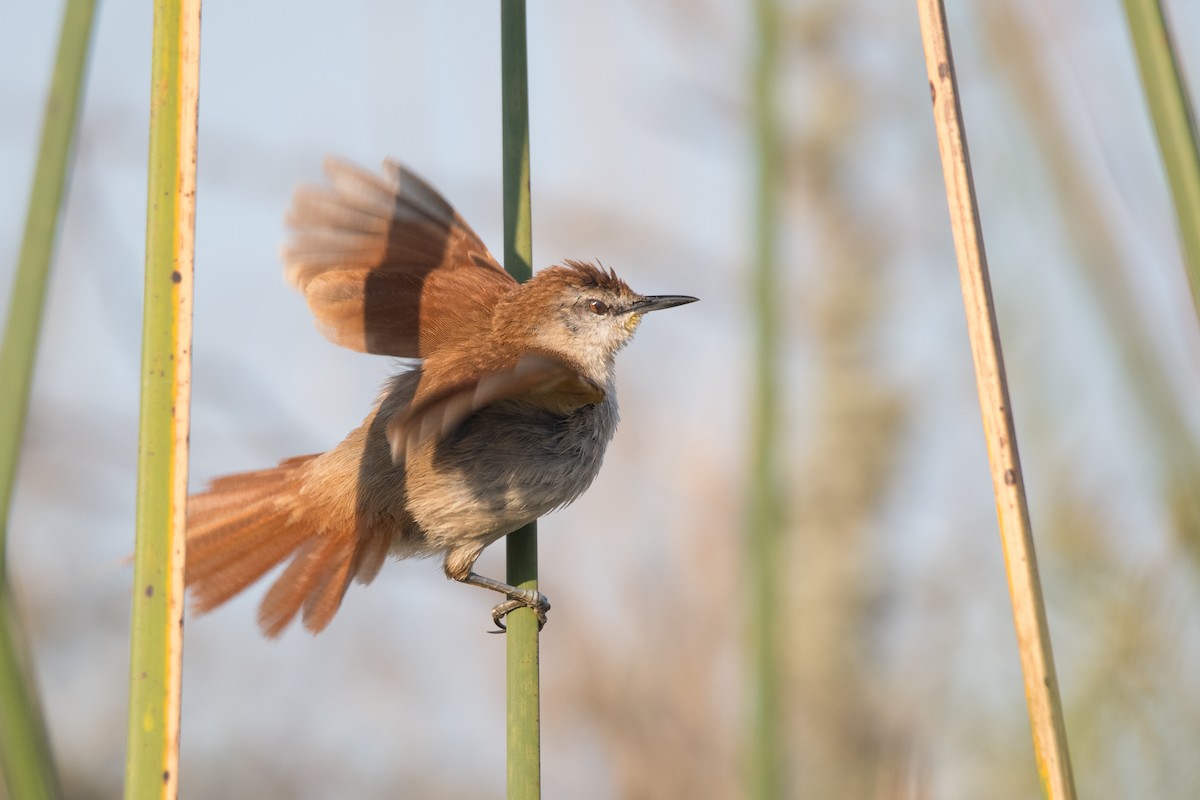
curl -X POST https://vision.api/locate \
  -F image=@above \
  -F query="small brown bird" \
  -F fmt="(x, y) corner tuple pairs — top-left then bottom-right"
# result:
(186, 157), (696, 636)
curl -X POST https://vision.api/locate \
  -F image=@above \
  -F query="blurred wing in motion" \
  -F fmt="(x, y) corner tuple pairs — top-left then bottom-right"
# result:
(387, 354), (606, 461)
(283, 157), (517, 357)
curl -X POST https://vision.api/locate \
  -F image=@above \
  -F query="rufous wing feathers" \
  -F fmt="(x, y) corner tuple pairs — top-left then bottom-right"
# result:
(282, 157), (517, 357)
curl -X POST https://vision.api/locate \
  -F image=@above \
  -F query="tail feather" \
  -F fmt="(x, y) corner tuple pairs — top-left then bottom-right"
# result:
(188, 502), (287, 569)
(188, 510), (311, 612)
(302, 537), (358, 632)
(186, 454), (369, 637)
(350, 528), (391, 586)
(256, 534), (355, 637)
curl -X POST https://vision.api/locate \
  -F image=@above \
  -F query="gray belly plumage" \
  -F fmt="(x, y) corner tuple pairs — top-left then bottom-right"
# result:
(403, 396), (619, 549)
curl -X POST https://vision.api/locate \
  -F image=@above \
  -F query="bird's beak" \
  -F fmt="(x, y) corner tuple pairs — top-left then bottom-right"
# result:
(629, 295), (699, 314)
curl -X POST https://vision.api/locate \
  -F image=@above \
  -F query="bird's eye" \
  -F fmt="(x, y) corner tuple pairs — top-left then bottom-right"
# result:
(588, 299), (609, 315)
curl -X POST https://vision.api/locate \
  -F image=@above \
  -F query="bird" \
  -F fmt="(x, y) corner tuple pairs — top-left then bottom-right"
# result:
(185, 156), (697, 637)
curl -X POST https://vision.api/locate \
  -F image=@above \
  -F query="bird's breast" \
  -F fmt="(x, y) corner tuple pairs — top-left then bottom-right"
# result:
(402, 395), (620, 548)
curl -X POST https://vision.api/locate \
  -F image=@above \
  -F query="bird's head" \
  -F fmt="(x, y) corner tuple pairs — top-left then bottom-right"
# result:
(498, 260), (697, 382)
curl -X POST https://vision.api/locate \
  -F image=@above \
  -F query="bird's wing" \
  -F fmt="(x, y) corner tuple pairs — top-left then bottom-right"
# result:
(386, 354), (605, 461)
(283, 156), (517, 357)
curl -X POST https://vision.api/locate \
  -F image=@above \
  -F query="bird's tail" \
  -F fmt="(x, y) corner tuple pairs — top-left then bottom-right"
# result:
(186, 454), (384, 637)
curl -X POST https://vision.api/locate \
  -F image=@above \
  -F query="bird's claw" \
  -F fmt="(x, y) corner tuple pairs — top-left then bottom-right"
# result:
(488, 591), (551, 633)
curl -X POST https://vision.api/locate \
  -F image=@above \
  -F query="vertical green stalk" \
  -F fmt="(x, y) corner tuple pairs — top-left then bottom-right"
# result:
(500, 2), (540, 798)
(0, 1), (97, 797)
(124, 2), (200, 798)
(1121, 0), (1200, 317)
(749, 0), (783, 796)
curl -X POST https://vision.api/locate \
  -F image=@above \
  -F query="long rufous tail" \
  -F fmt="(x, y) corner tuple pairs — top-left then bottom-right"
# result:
(186, 454), (370, 637)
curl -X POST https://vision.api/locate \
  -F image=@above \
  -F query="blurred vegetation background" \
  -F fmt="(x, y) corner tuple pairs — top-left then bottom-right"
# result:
(2, 0), (1200, 798)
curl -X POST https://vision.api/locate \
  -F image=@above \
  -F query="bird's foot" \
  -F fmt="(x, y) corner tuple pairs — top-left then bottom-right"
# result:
(489, 590), (551, 633)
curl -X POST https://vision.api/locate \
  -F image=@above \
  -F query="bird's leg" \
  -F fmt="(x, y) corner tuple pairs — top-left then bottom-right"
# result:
(444, 545), (550, 631)
(457, 571), (551, 632)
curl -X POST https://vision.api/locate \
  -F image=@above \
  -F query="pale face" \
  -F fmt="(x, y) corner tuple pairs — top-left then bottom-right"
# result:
(540, 287), (645, 381)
